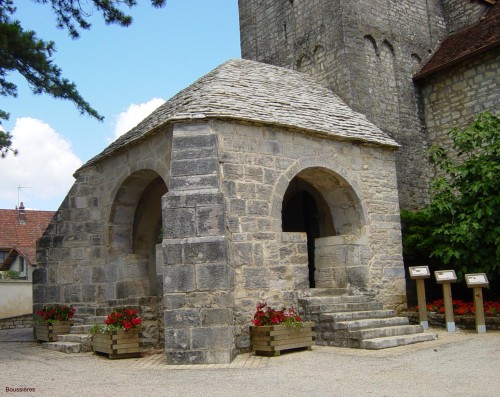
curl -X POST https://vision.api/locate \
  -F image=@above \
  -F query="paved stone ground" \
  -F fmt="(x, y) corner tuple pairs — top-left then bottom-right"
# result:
(0, 327), (499, 396)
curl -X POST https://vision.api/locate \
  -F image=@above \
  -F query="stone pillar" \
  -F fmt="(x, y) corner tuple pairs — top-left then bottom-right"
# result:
(162, 123), (235, 364)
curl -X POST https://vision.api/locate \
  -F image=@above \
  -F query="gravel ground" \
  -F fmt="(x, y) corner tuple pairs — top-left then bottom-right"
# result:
(0, 327), (499, 397)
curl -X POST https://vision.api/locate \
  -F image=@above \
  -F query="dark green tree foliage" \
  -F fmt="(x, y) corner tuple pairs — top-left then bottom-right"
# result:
(0, 0), (166, 157)
(402, 112), (500, 280)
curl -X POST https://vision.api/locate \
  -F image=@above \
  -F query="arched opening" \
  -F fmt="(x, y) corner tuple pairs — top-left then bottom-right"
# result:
(281, 167), (365, 290)
(282, 174), (335, 288)
(283, 190), (320, 287)
(133, 176), (168, 295)
(108, 170), (167, 298)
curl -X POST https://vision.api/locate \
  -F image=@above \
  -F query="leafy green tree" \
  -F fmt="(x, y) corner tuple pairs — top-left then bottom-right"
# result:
(0, 0), (166, 157)
(402, 112), (500, 280)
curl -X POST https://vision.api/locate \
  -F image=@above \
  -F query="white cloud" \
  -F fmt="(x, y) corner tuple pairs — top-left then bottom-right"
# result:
(112, 98), (165, 141)
(0, 118), (82, 210)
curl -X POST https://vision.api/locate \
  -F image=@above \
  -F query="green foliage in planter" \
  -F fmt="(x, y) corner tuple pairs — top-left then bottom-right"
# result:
(402, 112), (500, 280)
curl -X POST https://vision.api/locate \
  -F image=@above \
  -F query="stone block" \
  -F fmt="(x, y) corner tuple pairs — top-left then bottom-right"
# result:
(184, 191), (224, 207)
(105, 258), (124, 282)
(164, 208), (196, 239)
(172, 147), (215, 160)
(171, 157), (218, 177)
(164, 293), (186, 309)
(164, 264), (195, 293)
(162, 242), (183, 265)
(196, 263), (230, 290)
(243, 267), (270, 289)
(293, 266), (310, 289)
(63, 284), (81, 303)
(172, 134), (217, 151)
(196, 205), (225, 236)
(44, 285), (61, 302)
(184, 237), (227, 264)
(116, 280), (149, 298)
(346, 265), (369, 287)
(201, 308), (233, 326)
(383, 267), (405, 279)
(165, 350), (206, 365)
(165, 329), (190, 350)
(32, 268), (46, 285)
(192, 326), (233, 350)
(164, 309), (201, 328)
(169, 175), (218, 191)
(231, 242), (253, 265)
(205, 350), (234, 364)
(124, 258), (149, 279)
(81, 284), (96, 302)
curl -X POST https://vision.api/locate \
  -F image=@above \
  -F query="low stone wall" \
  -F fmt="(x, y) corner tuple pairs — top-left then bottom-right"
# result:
(0, 314), (33, 330)
(404, 311), (500, 331)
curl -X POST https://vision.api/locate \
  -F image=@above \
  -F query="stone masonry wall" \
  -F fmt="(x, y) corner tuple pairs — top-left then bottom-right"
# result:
(34, 127), (172, 312)
(419, 50), (500, 160)
(215, 119), (405, 350)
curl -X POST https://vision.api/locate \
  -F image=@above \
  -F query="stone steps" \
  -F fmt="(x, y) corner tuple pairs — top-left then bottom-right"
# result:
(38, 298), (160, 354)
(42, 341), (83, 354)
(58, 333), (91, 344)
(332, 316), (409, 331)
(360, 332), (438, 350)
(350, 324), (423, 341)
(323, 309), (395, 322)
(300, 295), (437, 350)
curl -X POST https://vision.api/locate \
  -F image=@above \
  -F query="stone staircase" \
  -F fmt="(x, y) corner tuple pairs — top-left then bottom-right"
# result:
(299, 294), (438, 349)
(41, 314), (106, 353)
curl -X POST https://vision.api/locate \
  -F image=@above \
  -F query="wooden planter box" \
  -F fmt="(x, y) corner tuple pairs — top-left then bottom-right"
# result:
(250, 323), (315, 356)
(34, 321), (72, 342)
(92, 328), (142, 359)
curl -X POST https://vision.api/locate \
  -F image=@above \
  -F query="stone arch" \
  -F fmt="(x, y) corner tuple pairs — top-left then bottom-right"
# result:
(271, 157), (367, 225)
(107, 169), (168, 298)
(364, 35), (379, 57)
(297, 53), (313, 74)
(275, 159), (369, 291)
(381, 39), (395, 56)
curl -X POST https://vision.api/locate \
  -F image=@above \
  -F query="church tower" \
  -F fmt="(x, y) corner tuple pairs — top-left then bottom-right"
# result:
(238, 0), (450, 209)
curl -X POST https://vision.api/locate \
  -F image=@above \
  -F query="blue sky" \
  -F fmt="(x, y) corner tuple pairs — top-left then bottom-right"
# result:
(0, 1), (241, 210)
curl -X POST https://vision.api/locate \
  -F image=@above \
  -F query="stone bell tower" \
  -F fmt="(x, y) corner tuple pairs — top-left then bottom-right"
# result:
(238, 0), (450, 210)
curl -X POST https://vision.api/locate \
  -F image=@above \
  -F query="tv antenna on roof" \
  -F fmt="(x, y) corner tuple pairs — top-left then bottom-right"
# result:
(17, 185), (31, 207)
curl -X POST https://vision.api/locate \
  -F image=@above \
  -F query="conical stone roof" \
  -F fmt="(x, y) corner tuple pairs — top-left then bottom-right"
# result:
(80, 58), (398, 171)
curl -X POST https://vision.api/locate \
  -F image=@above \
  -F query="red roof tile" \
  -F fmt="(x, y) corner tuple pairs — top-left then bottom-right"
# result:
(0, 207), (55, 266)
(414, 3), (500, 80)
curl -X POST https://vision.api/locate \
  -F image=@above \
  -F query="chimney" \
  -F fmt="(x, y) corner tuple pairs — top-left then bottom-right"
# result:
(18, 202), (26, 224)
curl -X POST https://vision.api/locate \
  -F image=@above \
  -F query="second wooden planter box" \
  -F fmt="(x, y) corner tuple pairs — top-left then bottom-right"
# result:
(92, 328), (142, 359)
(250, 323), (315, 356)
(34, 321), (72, 342)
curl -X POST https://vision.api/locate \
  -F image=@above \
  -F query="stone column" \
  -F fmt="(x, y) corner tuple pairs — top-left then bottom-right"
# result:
(162, 123), (235, 364)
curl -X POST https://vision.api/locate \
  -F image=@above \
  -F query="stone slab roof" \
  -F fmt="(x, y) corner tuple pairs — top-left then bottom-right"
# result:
(80, 59), (398, 171)
(414, 2), (500, 80)
(0, 207), (55, 266)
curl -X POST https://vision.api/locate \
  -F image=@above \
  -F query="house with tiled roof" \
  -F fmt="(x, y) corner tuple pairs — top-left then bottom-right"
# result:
(0, 203), (55, 280)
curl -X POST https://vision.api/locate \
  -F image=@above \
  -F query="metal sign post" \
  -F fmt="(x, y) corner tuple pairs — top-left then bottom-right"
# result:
(465, 273), (489, 334)
(409, 266), (431, 330)
(435, 270), (458, 332)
